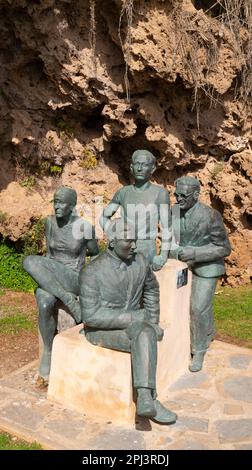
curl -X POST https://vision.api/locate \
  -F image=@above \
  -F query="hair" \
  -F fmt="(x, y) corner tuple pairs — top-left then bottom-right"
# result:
(131, 149), (156, 166)
(175, 176), (200, 190)
(54, 186), (77, 205)
(107, 218), (135, 243)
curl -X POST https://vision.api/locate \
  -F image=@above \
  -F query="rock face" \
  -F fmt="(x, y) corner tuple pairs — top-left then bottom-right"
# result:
(0, 0), (251, 284)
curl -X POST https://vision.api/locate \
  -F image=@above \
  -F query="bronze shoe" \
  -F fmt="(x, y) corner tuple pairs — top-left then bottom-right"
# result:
(189, 352), (205, 372)
(136, 395), (157, 418)
(151, 400), (177, 425)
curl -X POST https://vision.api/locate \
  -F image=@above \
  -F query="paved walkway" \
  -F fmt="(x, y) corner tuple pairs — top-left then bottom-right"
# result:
(0, 340), (252, 450)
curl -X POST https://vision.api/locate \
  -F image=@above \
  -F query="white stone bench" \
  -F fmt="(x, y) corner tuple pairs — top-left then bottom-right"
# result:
(48, 260), (191, 424)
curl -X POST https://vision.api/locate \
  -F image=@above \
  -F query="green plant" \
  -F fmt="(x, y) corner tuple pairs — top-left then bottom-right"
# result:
(39, 160), (50, 173)
(98, 239), (107, 253)
(0, 242), (37, 292)
(0, 432), (42, 450)
(60, 130), (71, 142)
(30, 160), (63, 177)
(211, 161), (225, 179)
(0, 211), (7, 224)
(54, 117), (74, 138)
(23, 218), (46, 257)
(97, 191), (110, 205)
(20, 176), (36, 190)
(80, 146), (98, 169)
(49, 164), (63, 175)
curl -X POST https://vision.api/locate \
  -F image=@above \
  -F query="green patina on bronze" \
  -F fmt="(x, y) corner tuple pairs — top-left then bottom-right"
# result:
(23, 186), (99, 380)
(80, 218), (177, 424)
(170, 176), (231, 372)
(100, 150), (170, 271)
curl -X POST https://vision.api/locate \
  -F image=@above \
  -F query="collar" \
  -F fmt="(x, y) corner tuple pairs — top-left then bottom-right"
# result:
(182, 201), (200, 218)
(106, 249), (135, 269)
(133, 181), (152, 192)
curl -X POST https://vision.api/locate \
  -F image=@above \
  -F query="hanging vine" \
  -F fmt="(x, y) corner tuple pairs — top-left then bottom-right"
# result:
(89, 0), (97, 76)
(119, 0), (134, 103)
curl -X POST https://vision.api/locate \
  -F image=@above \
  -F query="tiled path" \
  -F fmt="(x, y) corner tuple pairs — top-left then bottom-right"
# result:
(0, 341), (252, 450)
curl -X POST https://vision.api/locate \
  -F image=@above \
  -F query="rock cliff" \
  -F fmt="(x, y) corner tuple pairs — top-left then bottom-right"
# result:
(0, 0), (251, 284)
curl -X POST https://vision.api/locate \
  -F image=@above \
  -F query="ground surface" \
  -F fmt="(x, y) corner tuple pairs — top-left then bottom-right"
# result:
(0, 286), (252, 450)
(0, 289), (38, 378)
(0, 341), (252, 450)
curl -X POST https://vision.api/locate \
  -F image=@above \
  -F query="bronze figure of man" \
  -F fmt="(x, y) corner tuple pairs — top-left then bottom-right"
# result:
(170, 176), (231, 372)
(100, 149), (170, 271)
(79, 219), (177, 424)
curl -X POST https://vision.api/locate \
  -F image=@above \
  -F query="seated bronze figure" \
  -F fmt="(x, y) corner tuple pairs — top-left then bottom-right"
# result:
(23, 186), (99, 381)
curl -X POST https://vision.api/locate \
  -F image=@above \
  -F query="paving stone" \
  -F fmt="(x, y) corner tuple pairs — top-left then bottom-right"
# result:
(229, 355), (252, 370)
(146, 435), (173, 449)
(0, 401), (48, 430)
(223, 403), (244, 415)
(166, 393), (214, 413)
(0, 364), (46, 399)
(166, 438), (210, 450)
(234, 443), (252, 450)
(224, 377), (252, 403)
(175, 416), (209, 433)
(169, 372), (209, 391)
(88, 428), (145, 450)
(44, 417), (86, 440)
(0, 387), (16, 402)
(215, 419), (252, 443)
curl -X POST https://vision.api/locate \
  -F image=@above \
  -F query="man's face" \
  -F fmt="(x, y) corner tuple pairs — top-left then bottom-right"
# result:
(130, 154), (155, 182)
(54, 194), (73, 219)
(113, 238), (136, 261)
(174, 184), (199, 211)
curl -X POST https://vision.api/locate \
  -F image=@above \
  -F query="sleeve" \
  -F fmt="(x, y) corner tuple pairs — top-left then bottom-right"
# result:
(111, 188), (123, 205)
(142, 266), (160, 324)
(157, 187), (170, 207)
(194, 210), (231, 263)
(79, 265), (134, 329)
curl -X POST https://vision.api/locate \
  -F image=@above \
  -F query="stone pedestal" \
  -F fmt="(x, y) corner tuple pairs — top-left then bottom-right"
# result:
(48, 260), (191, 423)
(156, 259), (191, 397)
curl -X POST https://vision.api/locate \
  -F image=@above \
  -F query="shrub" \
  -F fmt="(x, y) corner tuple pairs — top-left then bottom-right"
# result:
(22, 218), (46, 257)
(0, 242), (37, 292)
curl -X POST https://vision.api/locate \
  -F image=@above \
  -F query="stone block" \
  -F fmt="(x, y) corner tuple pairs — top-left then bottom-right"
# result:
(48, 260), (191, 423)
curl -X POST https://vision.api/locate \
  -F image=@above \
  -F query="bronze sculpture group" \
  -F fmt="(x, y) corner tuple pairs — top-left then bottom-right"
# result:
(23, 149), (231, 425)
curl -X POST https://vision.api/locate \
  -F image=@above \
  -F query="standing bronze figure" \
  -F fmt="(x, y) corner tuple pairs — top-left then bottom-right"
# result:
(170, 176), (231, 372)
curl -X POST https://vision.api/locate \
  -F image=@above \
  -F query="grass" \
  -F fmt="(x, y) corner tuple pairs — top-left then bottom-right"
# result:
(0, 432), (42, 450)
(214, 284), (252, 348)
(0, 313), (36, 335)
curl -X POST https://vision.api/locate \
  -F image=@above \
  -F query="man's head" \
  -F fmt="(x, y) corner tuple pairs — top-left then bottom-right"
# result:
(130, 149), (156, 183)
(107, 219), (136, 261)
(174, 176), (200, 211)
(53, 186), (77, 219)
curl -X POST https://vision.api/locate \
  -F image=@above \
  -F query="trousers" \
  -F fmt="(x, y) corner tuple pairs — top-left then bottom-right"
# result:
(190, 274), (219, 354)
(86, 320), (157, 390)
